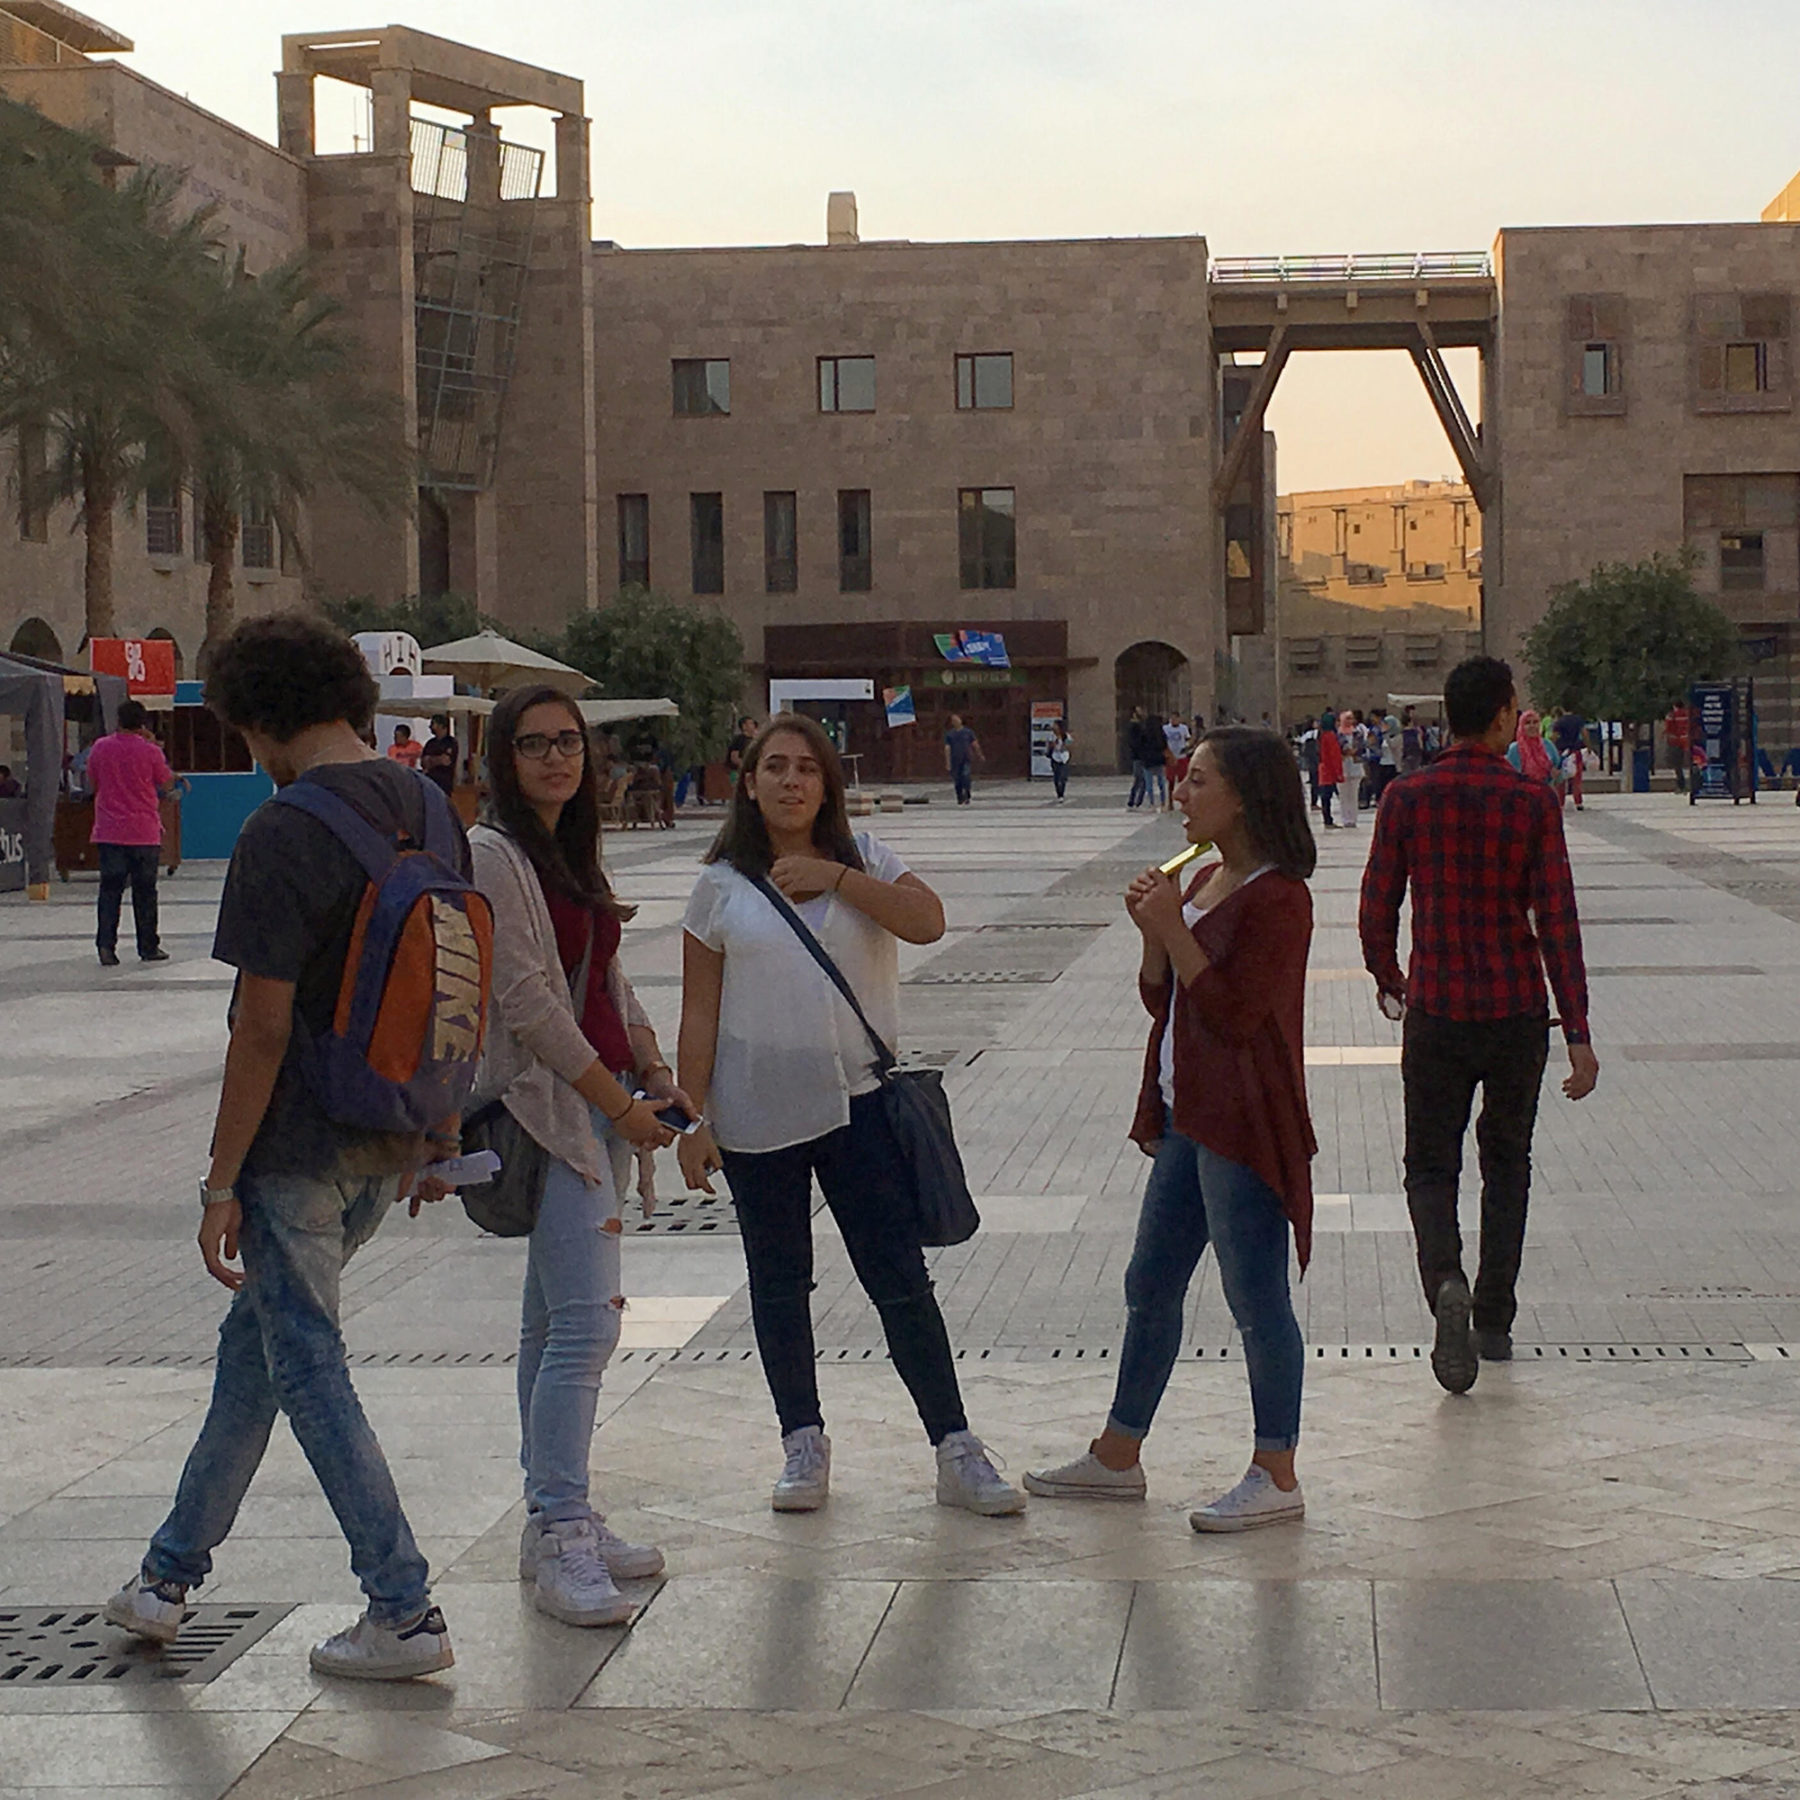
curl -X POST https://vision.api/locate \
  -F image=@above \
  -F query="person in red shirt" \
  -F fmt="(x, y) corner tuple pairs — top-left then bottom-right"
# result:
(1315, 710), (1344, 828)
(1027, 728), (1318, 1532)
(1360, 656), (1599, 1394)
(385, 723), (422, 769)
(86, 698), (178, 966)
(1664, 702), (1690, 794)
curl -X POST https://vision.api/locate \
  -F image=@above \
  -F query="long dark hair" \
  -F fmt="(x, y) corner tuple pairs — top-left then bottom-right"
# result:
(1202, 726), (1317, 881)
(483, 684), (633, 920)
(705, 712), (864, 880)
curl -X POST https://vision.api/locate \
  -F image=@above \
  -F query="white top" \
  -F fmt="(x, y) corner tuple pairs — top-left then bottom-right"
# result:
(1163, 720), (1191, 757)
(683, 831), (910, 1153)
(1157, 866), (1273, 1113)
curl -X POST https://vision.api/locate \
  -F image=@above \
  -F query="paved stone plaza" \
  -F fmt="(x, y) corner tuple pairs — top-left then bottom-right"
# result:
(11, 780), (1800, 1797)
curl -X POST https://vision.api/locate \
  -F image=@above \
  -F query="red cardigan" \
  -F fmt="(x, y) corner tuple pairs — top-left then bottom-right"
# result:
(1129, 867), (1318, 1269)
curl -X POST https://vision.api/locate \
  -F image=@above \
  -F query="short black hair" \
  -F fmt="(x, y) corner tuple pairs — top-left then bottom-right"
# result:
(1444, 656), (1516, 738)
(430, 712), (450, 731)
(206, 612), (377, 742)
(393, 723), (412, 739)
(116, 699), (148, 731)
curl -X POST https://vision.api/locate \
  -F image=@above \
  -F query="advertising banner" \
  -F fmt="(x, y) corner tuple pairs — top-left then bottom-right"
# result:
(89, 637), (176, 697)
(0, 796), (24, 894)
(883, 685), (916, 728)
(1690, 679), (1756, 803)
(1030, 700), (1065, 780)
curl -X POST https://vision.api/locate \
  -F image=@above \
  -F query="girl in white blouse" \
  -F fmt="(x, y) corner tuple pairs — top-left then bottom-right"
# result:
(677, 714), (1024, 1517)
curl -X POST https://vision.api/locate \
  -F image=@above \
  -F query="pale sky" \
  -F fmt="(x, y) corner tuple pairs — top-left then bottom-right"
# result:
(100, 0), (1800, 490)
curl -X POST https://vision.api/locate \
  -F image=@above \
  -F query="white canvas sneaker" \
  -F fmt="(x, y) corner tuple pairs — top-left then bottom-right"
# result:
(771, 1426), (831, 1512)
(1188, 1465), (1305, 1534)
(1023, 1448), (1148, 1502)
(532, 1518), (636, 1627)
(936, 1431), (1028, 1516)
(103, 1571), (189, 1646)
(519, 1511), (665, 1582)
(308, 1605), (454, 1680)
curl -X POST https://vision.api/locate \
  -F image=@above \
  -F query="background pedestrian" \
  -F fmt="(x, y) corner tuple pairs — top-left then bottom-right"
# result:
(87, 696), (177, 966)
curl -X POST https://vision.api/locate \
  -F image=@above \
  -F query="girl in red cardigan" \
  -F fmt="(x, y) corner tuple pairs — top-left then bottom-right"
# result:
(1027, 728), (1318, 1530)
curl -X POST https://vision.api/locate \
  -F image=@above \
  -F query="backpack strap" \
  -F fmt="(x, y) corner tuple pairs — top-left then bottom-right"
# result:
(752, 874), (897, 1077)
(273, 777), (402, 880)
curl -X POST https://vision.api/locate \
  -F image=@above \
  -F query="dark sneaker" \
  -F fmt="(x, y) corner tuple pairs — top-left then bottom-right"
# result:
(1431, 1276), (1478, 1394)
(98, 948), (120, 967)
(139, 948), (170, 962)
(1476, 1328), (1513, 1362)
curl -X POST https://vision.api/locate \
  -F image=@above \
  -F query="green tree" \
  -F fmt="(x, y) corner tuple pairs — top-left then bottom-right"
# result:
(189, 253), (414, 660)
(557, 586), (744, 769)
(320, 589), (484, 646)
(1523, 550), (1741, 722)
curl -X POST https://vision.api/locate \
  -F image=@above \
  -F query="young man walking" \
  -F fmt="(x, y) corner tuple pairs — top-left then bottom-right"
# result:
(1359, 656), (1599, 1394)
(105, 613), (466, 1679)
(944, 712), (982, 804)
(87, 698), (178, 966)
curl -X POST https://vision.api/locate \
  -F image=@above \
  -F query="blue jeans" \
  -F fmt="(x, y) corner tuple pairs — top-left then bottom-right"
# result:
(951, 761), (973, 803)
(519, 1106), (625, 1522)
(1128, 761), (1151, 807)
(144, 1172), (430, 1626)
(96, 842), (160, 956)
(1108, 1132), (1304, 1452)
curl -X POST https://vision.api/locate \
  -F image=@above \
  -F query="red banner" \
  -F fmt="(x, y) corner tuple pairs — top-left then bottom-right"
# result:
(90, 637), (176, 696)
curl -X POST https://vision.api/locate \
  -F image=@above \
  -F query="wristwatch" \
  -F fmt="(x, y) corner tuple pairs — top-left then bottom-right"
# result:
(199, 1180), (237, 1210)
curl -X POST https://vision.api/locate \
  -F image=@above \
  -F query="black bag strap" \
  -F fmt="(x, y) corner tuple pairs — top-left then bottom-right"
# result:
(752, 874), (897, 1077)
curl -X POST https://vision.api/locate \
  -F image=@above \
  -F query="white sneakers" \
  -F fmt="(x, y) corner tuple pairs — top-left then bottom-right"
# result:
(519, 1510), (665, 1582)
(1023, 1448), (1148, 1502)
(309, 1606), (455, 1680)
(935, 1431), (1027, 1516)
(104, 1572), (189, 1645)
(529, 1516), (637, 1627)
(1188, 1465), (1305, 1533)
(772, 1426), (831, 1511)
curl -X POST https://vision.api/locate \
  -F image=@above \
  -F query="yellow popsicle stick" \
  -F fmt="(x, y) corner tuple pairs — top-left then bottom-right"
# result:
(1159, 841), (1212, 877)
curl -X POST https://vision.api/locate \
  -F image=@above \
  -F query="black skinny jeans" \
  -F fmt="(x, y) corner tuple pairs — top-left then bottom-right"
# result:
(1402, 1008), (1550, 1333)
(96, 842), (161, 956)
(721, 1090), (968, 1445)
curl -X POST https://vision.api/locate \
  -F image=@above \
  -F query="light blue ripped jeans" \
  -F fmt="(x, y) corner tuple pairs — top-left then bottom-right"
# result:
(518, 1105), (628, 1523)
(144, 1171), (431, 1626)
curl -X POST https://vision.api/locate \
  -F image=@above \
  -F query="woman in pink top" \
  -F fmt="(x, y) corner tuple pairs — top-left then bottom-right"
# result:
(86, 698), (178, 965)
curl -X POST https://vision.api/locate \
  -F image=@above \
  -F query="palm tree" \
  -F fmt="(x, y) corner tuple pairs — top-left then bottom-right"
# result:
(190, 252), (413, 659)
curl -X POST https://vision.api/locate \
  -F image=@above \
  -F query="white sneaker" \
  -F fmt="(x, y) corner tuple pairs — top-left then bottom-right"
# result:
(308, 1605), (454, 1680)
(103, 1571), (188, 1646)
(1188, 1465), (1305, 1534)
(772, 1426), (830, 1512)
(532, 1517), (636, 1627)
(1023, 1448), (1148, 1502)
(936, 1430), (1028, 1516)
(519, 1511), (665, 1582)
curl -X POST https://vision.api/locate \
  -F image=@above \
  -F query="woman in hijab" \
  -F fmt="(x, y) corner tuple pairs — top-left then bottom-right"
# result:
(1506, 709), (1558, 786)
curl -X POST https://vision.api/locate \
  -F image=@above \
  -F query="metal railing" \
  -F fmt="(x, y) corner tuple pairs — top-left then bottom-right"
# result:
(1211, 251), (1491, 283)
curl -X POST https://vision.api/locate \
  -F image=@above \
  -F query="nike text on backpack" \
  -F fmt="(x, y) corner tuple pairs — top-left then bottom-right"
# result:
(272, 773), (494, 1134)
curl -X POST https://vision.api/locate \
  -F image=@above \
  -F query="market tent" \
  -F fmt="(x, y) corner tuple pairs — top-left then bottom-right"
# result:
(579, 697), (678, 727)
(420, 631), (595, 697)
(0, 652), (63, 887)
(5, 648), (126, 731)
(370, 693), (494, 719)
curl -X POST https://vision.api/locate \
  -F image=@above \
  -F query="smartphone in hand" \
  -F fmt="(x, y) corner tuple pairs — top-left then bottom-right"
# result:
(635, 1091), (701, 1134)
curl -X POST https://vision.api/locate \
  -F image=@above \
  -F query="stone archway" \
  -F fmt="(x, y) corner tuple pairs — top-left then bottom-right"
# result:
(1114, 640), (1192, 769)
(8, 617), (62, 663)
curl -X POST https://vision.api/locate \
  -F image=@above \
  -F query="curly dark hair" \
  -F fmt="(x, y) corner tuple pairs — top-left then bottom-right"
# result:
(205, 613), (378, 742)
(1201, 727), (1317, 882)
(483, 684), (633, 920)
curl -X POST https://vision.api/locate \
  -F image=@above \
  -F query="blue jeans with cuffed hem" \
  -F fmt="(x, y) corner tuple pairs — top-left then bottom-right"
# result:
(1106, 1132), (1304, 1452)
(143, 1171), (431, 1627)
(518, 1105), (625, 1524)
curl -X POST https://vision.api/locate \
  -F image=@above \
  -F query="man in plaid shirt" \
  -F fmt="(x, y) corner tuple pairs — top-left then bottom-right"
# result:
(1360, 657), (1600, 1394)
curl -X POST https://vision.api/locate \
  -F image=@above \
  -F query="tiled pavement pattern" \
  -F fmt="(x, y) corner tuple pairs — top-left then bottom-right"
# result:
(12, 783), (1800, 1795)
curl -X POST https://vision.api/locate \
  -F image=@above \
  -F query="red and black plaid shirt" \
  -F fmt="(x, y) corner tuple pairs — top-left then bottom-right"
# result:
(1359, 743), (1590, 1044)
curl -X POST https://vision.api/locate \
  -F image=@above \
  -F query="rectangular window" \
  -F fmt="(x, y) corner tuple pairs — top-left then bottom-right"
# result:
(1581, 343), (1615, 396)
(16, 425), (48, 542)
(144, 483), (182, 557)
(955, 352), (1014, 410)
(764, 490), (797, 593)
(690, 491), (724, 594)
(958, 486), (1016, 589)
(617, 493), (650, 588)
(672, 358), (730, 416)
(1721, 531), (1766, 590)
(818, 356), (876, 413)
(837, 488), (871, 592)
(1725, 342), (1768, 395)
(240, 504), (276, 571)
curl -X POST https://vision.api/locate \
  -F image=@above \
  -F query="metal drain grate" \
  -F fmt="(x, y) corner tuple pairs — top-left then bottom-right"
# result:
(904, 969), (1061, 985)
(633, 1193), (738, 1234)
(0, 1604), (290, 1686)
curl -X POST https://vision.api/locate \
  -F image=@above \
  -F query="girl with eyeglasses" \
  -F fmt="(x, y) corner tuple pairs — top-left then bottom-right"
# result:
(468, 685), (685, 1629)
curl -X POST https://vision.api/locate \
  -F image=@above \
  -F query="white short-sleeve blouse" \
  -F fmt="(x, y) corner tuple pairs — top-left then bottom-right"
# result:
(683, 832), (909, 1153)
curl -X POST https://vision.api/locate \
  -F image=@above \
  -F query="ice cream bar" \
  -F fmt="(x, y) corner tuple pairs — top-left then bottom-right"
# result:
(1158, 842), (1211, 877)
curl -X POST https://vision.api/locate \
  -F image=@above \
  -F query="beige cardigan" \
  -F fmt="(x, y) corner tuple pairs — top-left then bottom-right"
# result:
(468, 824), (651, 1186)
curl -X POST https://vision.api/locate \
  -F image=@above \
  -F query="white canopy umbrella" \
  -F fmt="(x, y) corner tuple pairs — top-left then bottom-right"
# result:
(420, 630), (594, 697)
(579, 697), (679, 727)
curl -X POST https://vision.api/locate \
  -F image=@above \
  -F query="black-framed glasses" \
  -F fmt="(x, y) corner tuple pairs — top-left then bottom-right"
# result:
(514, 730), (587, 762)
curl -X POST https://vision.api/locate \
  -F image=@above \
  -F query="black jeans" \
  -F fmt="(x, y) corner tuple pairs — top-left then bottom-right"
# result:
(721, 1090), (968, 1444)
(97, 842), (161, 956)
(1052, 760), (1068, 798)
(1402, 1009), (1550, 1332)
